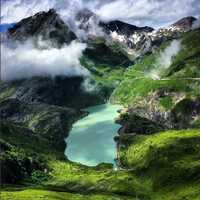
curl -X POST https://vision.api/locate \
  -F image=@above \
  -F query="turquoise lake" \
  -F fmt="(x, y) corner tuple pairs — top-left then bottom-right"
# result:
(64, 104), (122, 166)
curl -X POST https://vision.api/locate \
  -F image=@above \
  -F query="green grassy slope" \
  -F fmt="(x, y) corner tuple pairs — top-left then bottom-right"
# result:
(1, 121), (200, 199)
(119, 129), (200, 200)
(119, 130), (200, 184)
(0, 121), (150, 200)
(0, 189), (136, 200)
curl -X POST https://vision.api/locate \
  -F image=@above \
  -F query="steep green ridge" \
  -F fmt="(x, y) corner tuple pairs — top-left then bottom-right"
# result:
(118, 129), (200, 199)
(119, 130), (200, 185)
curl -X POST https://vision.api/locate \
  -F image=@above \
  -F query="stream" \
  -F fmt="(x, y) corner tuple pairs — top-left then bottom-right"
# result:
(64, 104), (123, 166)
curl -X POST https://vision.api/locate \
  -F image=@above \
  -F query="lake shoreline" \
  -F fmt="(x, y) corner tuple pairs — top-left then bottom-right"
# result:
(64, 103), (123, 167)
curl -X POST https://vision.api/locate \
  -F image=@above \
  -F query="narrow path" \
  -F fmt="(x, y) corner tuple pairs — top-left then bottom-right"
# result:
(130, 76), (200, 81)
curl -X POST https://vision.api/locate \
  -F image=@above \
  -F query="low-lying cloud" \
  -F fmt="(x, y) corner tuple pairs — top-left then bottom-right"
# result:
(192, 18), (200, 30)
(1, 39), (89, 81)
(148, 40), (181, 80)
(157, 40), (181, 68)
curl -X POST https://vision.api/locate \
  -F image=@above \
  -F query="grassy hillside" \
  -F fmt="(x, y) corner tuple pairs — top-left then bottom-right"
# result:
(0, 189), (136, 200)
(1, 124), (200, 199)
(119, 130), (200, 184)
(0, 121), (150, 200)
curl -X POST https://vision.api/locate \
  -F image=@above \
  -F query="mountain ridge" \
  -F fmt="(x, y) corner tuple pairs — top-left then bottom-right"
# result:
(6, 9), (197, 61)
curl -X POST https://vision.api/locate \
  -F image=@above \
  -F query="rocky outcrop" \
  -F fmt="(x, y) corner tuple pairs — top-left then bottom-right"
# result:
(171, 97), (200, 129)
(0, 98), (84, 148)
(117, 94), (200, 136)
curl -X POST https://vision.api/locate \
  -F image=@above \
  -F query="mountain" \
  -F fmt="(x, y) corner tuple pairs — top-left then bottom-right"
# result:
(99, 20), (154, 36)
(76, 9), (197, 60)
(7, 9), (196, 64)
(170, 16), (197, 31)
(76, 9), (155, 59)
(8, 9), (77, 46)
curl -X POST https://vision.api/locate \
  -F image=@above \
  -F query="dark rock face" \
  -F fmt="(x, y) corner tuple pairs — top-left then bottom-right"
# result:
(171, 16), (197, 31)
(117, 96), (200, 136)
(8, 9), (77, 46)
(99, 20), (154, 37)
(0, 98), (83, 148)
(0, 76), (105, 109)
(117, 114), (164, 135)
(116, 107), (165, 136)
(171, 98), (200, 129)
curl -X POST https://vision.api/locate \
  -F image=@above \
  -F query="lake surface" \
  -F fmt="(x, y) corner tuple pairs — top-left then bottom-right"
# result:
(64, 104), (122, 166)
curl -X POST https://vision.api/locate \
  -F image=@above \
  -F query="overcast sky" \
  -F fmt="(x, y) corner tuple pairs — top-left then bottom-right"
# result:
(1, 0), (200, 28)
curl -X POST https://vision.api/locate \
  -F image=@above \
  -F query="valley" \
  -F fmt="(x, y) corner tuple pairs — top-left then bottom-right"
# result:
(0, 6), (200, 200)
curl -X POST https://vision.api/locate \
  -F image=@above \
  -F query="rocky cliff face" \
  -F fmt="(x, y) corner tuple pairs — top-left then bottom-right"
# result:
(0, 98), (84, 148)
(0, 76), (105, 108)
(105, 16), (197, 59)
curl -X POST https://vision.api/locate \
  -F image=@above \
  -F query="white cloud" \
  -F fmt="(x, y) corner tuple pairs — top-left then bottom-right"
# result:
(95, 0), (200, 28)
(157, 40), (181, 68)
(148, 40), (181, 80)
(1, 0), (54, 23)
(1, 0), (200, 28)
(1, 39), (89, 81)
(192, 18), (200, 30)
